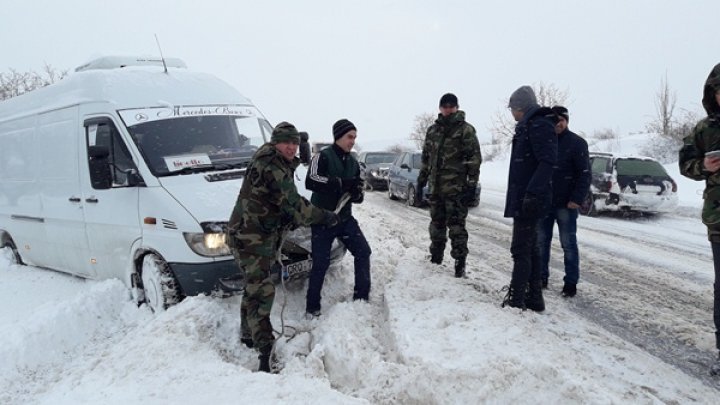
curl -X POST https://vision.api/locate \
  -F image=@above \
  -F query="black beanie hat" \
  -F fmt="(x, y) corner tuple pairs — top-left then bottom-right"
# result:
(551, 106), (569, 122)
(508, 85), (538, 112)
(439, 93), (458, 107)
(332, 119), (356, 140)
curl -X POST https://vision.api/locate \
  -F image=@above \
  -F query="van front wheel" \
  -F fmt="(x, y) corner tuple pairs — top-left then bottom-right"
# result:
(140, 254), (180, 312)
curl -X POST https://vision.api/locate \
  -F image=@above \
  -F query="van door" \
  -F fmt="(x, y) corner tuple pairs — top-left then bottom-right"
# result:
(80, 118), (142, 281)
(37, 108), (94, 276)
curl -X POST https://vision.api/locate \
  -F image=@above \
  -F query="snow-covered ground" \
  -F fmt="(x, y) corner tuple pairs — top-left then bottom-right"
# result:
(2, 135), (720, 404)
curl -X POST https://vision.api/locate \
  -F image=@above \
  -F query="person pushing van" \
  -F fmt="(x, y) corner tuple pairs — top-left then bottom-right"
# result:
(226, 122), (338, 373)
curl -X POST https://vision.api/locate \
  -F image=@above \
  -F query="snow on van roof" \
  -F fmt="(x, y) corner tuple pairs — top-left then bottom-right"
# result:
(74, 56), (187, 72)
(0, 64), (252, 123)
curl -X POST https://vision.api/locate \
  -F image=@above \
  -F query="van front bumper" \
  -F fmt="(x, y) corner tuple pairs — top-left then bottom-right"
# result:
(168, 259), (239, 296)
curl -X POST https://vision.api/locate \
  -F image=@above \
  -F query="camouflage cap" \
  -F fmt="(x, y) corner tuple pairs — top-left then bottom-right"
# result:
(271, 121), (301, 144)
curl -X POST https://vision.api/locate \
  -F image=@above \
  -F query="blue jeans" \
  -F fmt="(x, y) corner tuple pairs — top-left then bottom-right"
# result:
(537, 208), (580, 285)
(306, 217), (371, 314)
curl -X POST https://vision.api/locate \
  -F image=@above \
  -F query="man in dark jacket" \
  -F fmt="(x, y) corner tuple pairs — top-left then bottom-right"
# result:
(536, 106), (590, 297)
(227, 122), (338, 372)
(501, 86), (557, 312)
(417, 93), (482, 278)
(679, 62), (720, 376)
(305, 119), (372, 317)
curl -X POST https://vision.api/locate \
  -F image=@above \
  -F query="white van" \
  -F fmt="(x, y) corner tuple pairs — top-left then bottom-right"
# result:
(0, 56), (333, 311)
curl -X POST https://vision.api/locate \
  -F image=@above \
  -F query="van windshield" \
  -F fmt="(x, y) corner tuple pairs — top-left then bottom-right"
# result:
(365, 153), (397, 165)
(125, 115), (271, 176)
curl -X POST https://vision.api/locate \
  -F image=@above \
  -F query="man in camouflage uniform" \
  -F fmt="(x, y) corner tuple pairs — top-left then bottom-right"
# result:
(417, 93), (482, 278)
(679, 62), (720, 376)
(227, 121), (338, 373)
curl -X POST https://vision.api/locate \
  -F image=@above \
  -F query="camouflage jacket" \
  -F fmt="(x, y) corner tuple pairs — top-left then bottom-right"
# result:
(227, 143), (326, 256)
(679, 62), (720, 238)
(418, 110), (482, 195)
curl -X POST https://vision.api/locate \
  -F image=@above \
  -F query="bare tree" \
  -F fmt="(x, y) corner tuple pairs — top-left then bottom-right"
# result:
(0, 63), (68, 101)
(408, 112), (436, 149)
(488, 82), (569, 149)
(385, 143), (408, 153)
(646, 74), (677, 137)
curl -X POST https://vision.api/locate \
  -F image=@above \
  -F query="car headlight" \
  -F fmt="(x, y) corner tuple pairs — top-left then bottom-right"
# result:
(370, 169), (379, 177)
(183, 232), (231, 257)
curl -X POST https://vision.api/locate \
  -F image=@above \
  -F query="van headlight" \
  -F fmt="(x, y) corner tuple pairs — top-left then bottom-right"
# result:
(183, 232), (231, 257)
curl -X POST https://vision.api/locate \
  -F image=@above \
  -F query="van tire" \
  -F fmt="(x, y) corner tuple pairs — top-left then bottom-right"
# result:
(1, 234), (23, 265)
(140, 253), (180, 312)
(407, 185), (418, 207)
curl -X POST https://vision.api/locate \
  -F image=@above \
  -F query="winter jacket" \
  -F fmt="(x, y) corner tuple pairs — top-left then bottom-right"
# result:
(227, 143), (326, 257)
(679, 62), (720, 240)
(417, 110), (482, 196)
(551, 129), (591, 208)
(306, 144), (362, 222)
(504, 106), (558, 218)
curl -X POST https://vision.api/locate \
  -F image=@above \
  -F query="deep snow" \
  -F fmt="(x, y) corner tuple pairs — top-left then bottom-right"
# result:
(2, 134), (720, 404)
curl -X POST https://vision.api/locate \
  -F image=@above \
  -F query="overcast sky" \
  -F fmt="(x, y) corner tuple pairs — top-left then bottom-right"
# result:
(2, 0), (719, 150)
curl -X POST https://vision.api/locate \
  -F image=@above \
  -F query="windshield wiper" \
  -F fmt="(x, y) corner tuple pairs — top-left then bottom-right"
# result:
(173, 163), (234, 175)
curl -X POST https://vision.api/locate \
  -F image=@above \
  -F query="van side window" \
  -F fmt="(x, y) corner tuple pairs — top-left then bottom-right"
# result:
(86, 121), (137, 188)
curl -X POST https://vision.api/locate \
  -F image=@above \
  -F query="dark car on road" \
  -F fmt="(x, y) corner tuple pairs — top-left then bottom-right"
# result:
(387, 151), (480, 207)
(580, 152), (678, 216)
(358, 151), (398, 190)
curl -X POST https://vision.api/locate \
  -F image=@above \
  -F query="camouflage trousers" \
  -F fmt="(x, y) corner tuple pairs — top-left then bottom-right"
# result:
(232, 250), (276, 352)
(428, 194), (469, 260)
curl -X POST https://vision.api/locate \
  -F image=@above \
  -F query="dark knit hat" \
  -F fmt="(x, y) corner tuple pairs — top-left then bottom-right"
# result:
(439, 93), (458, 107)
(551, 106), (569, 122)
(508, 85), (538, 112)
(271, 121), (301, 144)
(332, 119), (356, 140)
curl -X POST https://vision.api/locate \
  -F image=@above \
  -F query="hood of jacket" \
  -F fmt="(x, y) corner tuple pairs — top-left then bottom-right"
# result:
(703, 63), (720, 116)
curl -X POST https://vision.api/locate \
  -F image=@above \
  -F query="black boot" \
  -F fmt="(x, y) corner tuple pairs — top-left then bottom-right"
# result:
(454, 257), (466, 278)
(711, 352), (720, 376)
(562, 283), (577, 297)
(501, 284), (527, 310)
(430, 252), (443, 265)
(526, 282), (545, 312)
(257, 346), (278, 373)
(240, 331), (254, 349)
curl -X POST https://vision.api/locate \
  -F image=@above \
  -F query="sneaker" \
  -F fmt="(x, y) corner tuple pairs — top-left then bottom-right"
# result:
(711, 353), (720, 376)
(541, 277), (548, 289)
(454, 257), (466, 278)
(562, 283), (577, 297)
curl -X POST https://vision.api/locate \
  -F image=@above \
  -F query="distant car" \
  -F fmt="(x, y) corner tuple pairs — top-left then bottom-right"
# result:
(580, 152), (678, 216)
(357, 151), (398, 191)
(387, 151), (480, 207)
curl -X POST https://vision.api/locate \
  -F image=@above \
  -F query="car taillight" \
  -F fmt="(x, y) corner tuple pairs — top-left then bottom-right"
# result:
(605, 180), (612, 191)
(671, 179), (677, 193)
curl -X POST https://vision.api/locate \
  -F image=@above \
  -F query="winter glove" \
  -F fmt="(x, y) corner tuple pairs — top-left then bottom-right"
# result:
(341, 177), (361, 192)
(460, 185), (477, 206)
(416, 181), (425, 204)
(521, 193), (543, 218)
(322, 210), (340, 227)
(351, 183), (364, 203)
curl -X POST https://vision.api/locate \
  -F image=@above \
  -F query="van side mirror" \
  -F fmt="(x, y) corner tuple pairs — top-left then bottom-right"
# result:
(400, 163), (410, 171)
(88, 145), (112, 189)
(299, 131), (311, 164)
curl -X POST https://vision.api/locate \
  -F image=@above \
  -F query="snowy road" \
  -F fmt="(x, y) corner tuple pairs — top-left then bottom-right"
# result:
(1, 187), (719, 404)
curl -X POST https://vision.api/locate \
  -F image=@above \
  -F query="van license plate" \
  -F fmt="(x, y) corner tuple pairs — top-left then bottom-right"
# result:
(284, 259), (313, 280)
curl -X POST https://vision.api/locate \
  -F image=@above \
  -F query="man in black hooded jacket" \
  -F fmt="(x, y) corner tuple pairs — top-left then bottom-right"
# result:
(501, 85), (557, 312)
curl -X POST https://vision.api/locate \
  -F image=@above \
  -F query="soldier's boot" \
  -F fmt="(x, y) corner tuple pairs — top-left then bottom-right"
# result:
(240, 330), (254, 349)
(501, 284), (527, 310)
(454, 257), (466, 278)
(525, 282), (545, 312)
(258, 346), (279, 373)
(711, 352), (720, 376)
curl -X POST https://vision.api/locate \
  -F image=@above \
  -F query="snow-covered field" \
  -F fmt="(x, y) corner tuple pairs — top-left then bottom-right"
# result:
(2, 135), (720, 404)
